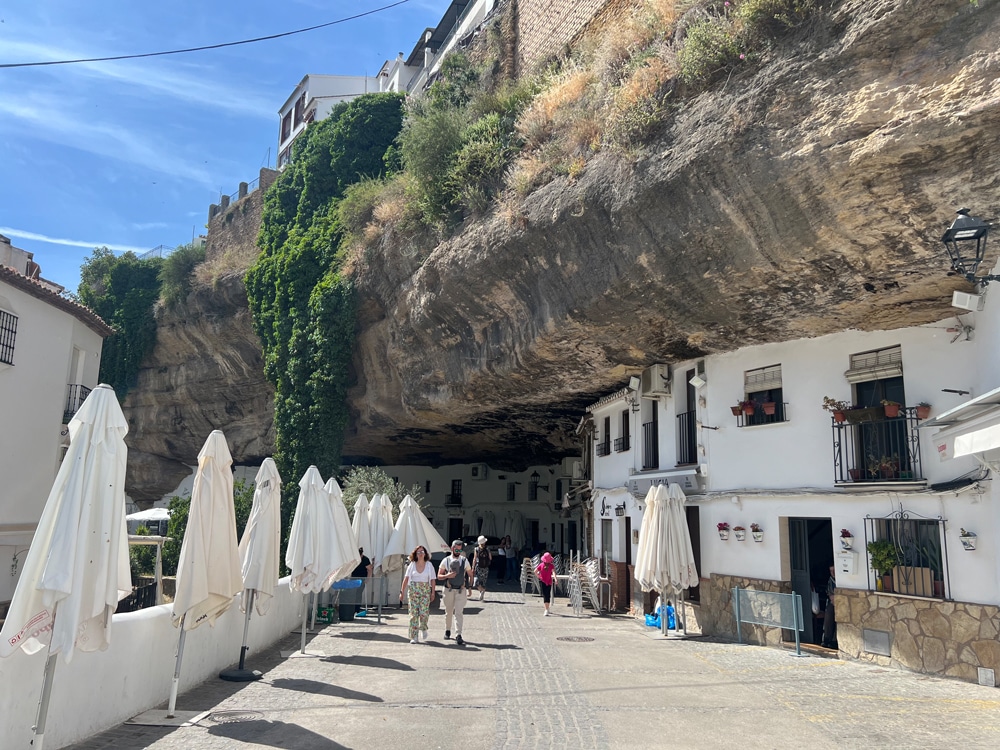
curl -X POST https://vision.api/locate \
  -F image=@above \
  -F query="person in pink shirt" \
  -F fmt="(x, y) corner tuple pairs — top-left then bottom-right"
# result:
(536, 552), (555, 616)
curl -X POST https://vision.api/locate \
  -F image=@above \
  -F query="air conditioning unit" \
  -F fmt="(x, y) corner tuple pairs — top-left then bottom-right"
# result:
(952, 290), (984, 312)
(640, 363), (671, 396)
(571, 460), (583, 479)
(470, 463), (488, 480)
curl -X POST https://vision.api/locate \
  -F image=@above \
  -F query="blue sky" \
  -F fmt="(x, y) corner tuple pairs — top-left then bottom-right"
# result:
(0, 0), (449, 293)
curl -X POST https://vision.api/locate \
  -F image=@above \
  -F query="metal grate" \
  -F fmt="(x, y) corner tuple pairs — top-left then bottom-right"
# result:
(556, 636), (594, 642)
(207, 710), (264, 724)
(862, 628), (891, 656)
(0, 309), (17, 365)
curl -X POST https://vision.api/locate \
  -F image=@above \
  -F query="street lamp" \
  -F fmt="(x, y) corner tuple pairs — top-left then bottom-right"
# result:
(624, 375), (641, 413)
(942, 208), (995, 283)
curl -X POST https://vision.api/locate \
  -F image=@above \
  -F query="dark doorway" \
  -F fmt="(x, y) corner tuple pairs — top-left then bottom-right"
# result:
(568, 520), (578, 554)
(448, 518), (463, 543)
(685, 505), (701, 602)
(788, 517), (835, 645)
(528, 519), (539, 552)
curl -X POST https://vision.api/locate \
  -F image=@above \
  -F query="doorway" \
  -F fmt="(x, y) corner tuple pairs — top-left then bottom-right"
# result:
(788, 517), (835, 645)
(448, 518), (463, 543)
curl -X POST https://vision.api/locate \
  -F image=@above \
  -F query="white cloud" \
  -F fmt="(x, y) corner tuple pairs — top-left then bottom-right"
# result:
(130, 221), (170, 230)
(0, 227), (147, 254)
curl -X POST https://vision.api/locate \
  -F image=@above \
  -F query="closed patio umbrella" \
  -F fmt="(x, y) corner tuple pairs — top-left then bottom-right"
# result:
(168, 430), (242, 714)
(381, 495), (450, 573)
(350, 492), (373, 559)
(368, 493), (394, 574)
(633, 485), (665, 594)
(663, 483), (699, 635)
(220, 458), (282, 682)
(0, 384), (131, 750)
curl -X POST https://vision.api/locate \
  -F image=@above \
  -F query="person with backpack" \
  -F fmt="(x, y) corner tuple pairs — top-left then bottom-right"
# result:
(438, 539), (472, 645)
(472, 535), (492, 601)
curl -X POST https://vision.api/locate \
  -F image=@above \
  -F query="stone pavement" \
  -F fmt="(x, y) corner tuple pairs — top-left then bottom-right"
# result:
(67, 585), (1000, 749)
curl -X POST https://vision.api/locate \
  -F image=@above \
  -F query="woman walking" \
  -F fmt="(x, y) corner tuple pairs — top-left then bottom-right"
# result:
(472, 535), (492, 601)
(399, 545), (436, 643)
(536, 552), (555, 616)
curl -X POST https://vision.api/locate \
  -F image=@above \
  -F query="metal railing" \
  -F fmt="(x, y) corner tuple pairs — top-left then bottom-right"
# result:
(642, 420), (659, 469)
(863, 511), (947, 599)
(63, 384), (91, 423)
(733, 587), (805, 656)
(614, 436), (630, 452)
(676, 410), (697, 465)
(832, 406), (923, 484)
(445, 493), (463, 506)
(138, 245), (175, 261)
(0, 309), (17, 365)
(223, 176), (261, 205)
(737, 402), (789, 427)
(596, 440), (611, 457)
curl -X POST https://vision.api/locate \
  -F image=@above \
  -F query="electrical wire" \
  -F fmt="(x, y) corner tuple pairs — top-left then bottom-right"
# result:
(0, 0), (412, 69)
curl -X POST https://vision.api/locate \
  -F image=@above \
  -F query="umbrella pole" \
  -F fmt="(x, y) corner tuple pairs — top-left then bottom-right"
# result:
(167, 617), (188, 718)
(299, 593), (309, 654)
(32, 644), (59, 750)
(219, 590), (262, 681)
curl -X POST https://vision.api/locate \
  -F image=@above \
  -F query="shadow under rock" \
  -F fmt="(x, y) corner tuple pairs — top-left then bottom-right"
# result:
(269, 678), (383, 702)
(321, 654), (415, 671)
(208, 719), (350, 749)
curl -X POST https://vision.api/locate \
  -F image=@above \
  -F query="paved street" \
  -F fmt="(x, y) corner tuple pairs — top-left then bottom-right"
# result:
(68, 586), (1000, 749)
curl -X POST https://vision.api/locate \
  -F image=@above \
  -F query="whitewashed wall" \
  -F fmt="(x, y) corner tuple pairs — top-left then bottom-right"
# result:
(0, 283), (103, 604)
(0, 579), (302, 749)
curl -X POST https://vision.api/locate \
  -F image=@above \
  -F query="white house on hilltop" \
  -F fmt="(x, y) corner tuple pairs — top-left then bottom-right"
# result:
(0, 236), (112, 610)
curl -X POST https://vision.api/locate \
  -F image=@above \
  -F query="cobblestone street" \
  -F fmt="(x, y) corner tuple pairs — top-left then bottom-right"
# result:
(67, 586), (1000, 749)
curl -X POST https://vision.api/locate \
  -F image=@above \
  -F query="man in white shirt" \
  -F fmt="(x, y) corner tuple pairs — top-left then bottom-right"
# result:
(438, 540), (472, 645)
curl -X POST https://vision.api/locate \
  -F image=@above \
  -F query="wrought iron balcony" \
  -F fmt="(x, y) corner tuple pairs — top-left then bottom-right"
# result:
(445, 494), (463, 506)
(614, 436), (630, 452)
(736, 402), (789, 427)
(64, 384), (92, 424)
(676, 410), (697, 466)
(642, 420), (659, 470)
(832, 406), (924, 484)
(596, 440), (611, 457)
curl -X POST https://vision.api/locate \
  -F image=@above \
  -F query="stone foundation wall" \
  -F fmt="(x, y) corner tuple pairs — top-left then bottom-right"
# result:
(698, 574), (792, 646)
(835, 589), (1000, 683)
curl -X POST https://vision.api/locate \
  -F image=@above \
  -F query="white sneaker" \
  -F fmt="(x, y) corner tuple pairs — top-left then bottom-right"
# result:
(544, 610), (549, 617)
(410, 638), (417, 644)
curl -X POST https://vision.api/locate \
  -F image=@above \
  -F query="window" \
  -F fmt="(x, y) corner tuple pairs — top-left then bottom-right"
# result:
(0, 309), (16, 365)
(847, 345), (902, 383)
(529, 481), (538, 502)
(425, 480), (431, 493)
(740, 364), (786, 426)
(507, 482), (516, 501)
(864, 513), (945, 599)
(280, 111), (293, 142)
(597, 415), (611, 456)
(615, 409), (630, 452)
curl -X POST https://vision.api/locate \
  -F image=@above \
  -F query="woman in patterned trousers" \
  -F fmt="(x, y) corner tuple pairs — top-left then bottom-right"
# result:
(400, 546), (437, 643)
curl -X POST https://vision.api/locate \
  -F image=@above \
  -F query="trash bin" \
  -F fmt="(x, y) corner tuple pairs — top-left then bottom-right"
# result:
(331, 578), (364, 623)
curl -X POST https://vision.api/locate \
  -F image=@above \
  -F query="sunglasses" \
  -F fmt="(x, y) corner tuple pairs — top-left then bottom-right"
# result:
(416, 549), (427, 555)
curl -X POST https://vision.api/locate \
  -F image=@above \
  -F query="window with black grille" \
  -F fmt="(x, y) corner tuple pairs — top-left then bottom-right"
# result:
(0, 309), (16, 365)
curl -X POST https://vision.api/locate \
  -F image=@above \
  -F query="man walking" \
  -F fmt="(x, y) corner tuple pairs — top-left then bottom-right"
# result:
(438, 540), (472, 645)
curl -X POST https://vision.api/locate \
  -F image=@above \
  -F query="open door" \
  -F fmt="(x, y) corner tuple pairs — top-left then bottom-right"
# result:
(788, 517), (835, 645)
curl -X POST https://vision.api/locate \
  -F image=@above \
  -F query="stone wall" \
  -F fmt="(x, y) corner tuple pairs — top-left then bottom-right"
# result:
(836, 589), (1000, 684)
(514, 0), (623, 72)
(697, 574), (793, 646)
(204, 167), (278, 266)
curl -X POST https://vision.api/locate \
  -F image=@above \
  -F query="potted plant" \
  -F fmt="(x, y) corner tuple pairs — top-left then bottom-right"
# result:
(750, 523), (763, 542)
(840, 528), (854, 550)
(916, 402), (931, 420)
(761, 401), (777, 416)
(731, 400), (744, 417)
(878, 455), (899, 479)
(733, 525), (747, 541)
(717, 522), (730, 541)
(881, 399), (901, 418)
(822, 396), (852, 423)
(848, 468), (862, 482)
(866, 539), (900, 592)
(741, 399), (756, 416)
(959, 528), (977, 551)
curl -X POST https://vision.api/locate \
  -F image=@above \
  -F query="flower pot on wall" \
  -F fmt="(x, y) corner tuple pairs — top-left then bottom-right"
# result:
(743, 405), (755, 416)
(960, 533), (977, 551)
(734, 529), (747, 541)
(841, 536), (853, 551)
(718, 530), (730, 541)
(916, 404), (931, 420)
(752, 531), (764, 543)
(731, 406), (743, 417)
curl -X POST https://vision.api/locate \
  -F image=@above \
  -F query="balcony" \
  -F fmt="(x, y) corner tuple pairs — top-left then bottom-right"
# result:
(736, 402), (789, 427)
(445, 494), (463, 506)
(832, 406), (924, 484)
(614, 436), (630, 452)
(596, 440), (611, 457)
(642, 420), (659, 470)
(676, 410), (697, 466)
(64, 384), (91, 423)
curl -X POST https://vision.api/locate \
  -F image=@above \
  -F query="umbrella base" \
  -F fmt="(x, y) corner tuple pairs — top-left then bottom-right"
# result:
(218, 667), (263, 682)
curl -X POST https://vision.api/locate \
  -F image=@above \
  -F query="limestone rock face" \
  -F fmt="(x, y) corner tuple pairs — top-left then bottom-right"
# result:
(122, 274), (274, 501)
(123, 0), (1000, 498)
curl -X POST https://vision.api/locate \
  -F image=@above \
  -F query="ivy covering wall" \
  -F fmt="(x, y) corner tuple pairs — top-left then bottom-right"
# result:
(244, 92), (405, 540)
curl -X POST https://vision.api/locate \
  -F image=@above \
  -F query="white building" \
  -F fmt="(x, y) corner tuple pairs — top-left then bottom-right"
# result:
(586, 248), (1000, 683)
(277, 74), (380, 168)
(0, 237), (111, 607)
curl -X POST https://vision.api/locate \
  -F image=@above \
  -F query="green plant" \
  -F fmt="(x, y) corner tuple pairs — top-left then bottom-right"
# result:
(340, 465), (425, 523)
(822, 396), (852, 413)
(866, 539), (900, 576)
(158, 242), (206, 307)
(880, 399), (900, 407)
(129, 525), (157, 577)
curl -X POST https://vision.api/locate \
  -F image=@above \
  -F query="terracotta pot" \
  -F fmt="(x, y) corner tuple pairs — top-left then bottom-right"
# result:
(848, 469), (861, 482)
(743, 405), (755, 416)
(731, 406), (743, 416)
(880, 574), (893, 593)
(761, 402), (776, 415)
(916, 405), (931, 420)
(883, 404), (901, 418)
(833, 410), (846, 423)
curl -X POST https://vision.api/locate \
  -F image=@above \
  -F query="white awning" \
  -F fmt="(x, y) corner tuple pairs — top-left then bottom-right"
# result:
(922, 386), (1000, 461)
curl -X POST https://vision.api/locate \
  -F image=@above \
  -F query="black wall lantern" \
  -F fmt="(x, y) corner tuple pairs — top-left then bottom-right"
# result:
(614, 503), (626, 517)
(943, 208), (994, 283)
(529, 470), (548, 493)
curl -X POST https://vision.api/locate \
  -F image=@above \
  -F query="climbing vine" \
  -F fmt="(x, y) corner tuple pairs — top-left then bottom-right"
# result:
(245, 92), (405, 541)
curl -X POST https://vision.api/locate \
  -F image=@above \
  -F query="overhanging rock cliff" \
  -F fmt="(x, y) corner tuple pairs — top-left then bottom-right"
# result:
(123, 0), (1000, 500)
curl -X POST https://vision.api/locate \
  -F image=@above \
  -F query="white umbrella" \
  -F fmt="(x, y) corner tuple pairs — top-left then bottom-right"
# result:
(634, 485), (667, 593)
(168, 430), (242, 714)
(482, 510), (497, 538)
(286, 467), (357, 653)
(664, 483), (699, 593)
(368, 493), (394, 573)
(381, 494), (450, 572)
(0, 384), (130, 750)
(327, 482), (361, 584)
(351, 492), (373, 558)
(507, 510), (526, 552)
(221, 458), (282, 682)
